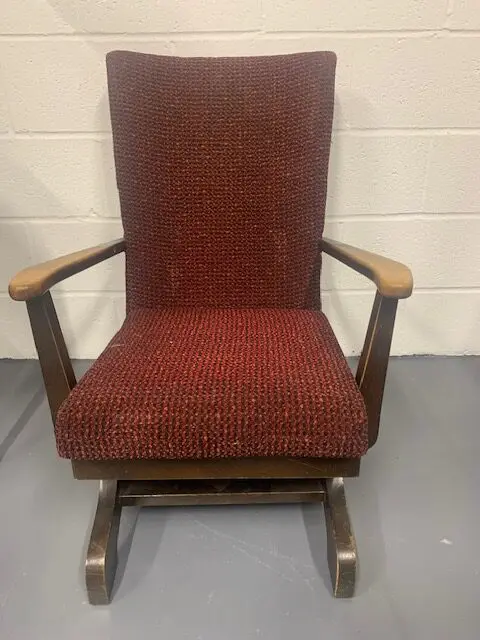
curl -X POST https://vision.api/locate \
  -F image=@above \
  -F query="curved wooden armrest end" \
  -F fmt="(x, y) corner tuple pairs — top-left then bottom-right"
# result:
(9, 238), (125, 301)
(321, 238), (413, 299)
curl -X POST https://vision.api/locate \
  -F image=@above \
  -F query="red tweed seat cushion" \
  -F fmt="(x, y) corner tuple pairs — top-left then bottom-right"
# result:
(55, 309), (368, 460)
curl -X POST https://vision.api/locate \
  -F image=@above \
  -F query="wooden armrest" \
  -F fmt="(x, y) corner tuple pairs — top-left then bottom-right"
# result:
(9, 238), (126, 301)
(321, 238), (413, 299)
(320, 238), (412, 447)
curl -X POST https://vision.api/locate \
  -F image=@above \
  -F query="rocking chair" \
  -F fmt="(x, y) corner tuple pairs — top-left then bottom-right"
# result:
(9, 50), (413, 604)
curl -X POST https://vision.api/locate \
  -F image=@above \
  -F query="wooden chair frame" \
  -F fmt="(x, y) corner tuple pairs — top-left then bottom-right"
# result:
(9, 237), (412, 603)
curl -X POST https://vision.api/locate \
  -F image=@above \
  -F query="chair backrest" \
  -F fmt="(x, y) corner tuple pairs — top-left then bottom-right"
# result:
(107, 50), (336, 310)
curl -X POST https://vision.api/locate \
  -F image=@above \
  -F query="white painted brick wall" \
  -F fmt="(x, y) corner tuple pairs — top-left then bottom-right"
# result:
(1, 1), (479, 357)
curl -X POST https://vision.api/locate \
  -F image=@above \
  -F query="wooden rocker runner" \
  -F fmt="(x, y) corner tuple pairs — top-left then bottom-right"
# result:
(9, 51), (413, 604)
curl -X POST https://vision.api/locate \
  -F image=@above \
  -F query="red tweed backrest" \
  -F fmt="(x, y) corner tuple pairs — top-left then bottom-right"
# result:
(106, 51), (336, 310)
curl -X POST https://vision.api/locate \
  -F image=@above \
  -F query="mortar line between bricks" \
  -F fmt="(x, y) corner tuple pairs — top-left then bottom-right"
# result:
(1, 29), (480, 42)
(2, 132), (113, 140)
(3, 128), (480, 140)
(335, 128), (480, 137)
(2, 213), (480, 224)
(261, 29), (480, 38)
(1, 213), (480, 223)
(0, 31), (259, 42)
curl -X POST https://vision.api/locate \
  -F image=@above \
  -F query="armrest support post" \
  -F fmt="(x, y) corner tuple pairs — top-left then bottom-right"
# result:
(27, 292), (76, 422)
(355, 293), (398, 447)
(9, 238), (125, 423)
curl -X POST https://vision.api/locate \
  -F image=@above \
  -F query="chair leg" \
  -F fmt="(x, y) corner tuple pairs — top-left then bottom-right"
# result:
(83, 477), (356, 603)
(323, 477), (357, 598)
(85, 480), (121, 605)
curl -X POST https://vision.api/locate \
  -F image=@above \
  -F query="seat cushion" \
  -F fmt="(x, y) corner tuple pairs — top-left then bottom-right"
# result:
(55, 309), (368, 460)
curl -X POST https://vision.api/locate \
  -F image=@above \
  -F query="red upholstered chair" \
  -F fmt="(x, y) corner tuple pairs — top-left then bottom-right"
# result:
(9, 51), (412, 604)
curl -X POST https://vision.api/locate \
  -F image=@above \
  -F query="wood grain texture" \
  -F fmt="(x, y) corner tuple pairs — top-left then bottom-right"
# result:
(117, 479), (326, 506)
(321, 237), (413, 299)
(84, 477), (357, 604)
(72, 457), (361, 481)
(356, 292), (398, 446)
(26, 292), (76, 421)
(85, 480), (121, 606)
(324, 477), (357, 598)
(322, 238), (409, 448)
(9, 238), (125, 301)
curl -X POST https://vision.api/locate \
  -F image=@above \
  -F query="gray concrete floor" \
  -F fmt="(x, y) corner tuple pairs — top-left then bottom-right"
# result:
(0, 357), (479, 639)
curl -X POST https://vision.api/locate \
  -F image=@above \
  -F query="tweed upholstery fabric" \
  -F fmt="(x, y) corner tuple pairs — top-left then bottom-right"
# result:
(106, 50), (336, 310)
(54, 52), (368, 462)
(55, 309), (368, 460)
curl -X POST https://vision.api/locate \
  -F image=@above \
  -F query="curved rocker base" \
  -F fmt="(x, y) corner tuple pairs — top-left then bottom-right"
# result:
(84, 477), (357, 604)
(324, 477), (357, 597)
(85, 480), (121, 605)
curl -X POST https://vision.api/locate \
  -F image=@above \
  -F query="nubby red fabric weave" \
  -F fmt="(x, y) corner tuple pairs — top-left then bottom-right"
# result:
(55, 51), (369, 461)
(106, 50), (336, 310)
(55, 309), (368, 460)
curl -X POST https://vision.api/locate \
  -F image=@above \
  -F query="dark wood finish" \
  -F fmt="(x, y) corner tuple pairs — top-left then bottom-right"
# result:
(324, 477), (357, 598)
(9, 238), (125, 301)
(356, 290), (382, 379)
(26, 292), (76, 421)
(321, 239), (410, 449)
(118, 479), (325, 506)
(84, 476), (355, 604)
(14, 240), (125, 425)
(11, 233), (412, 604)
(85, 480), (121, 605)
(72, 457), (361, 481)
(356, 293), (398, 447)
(321, 237), (413, 299)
